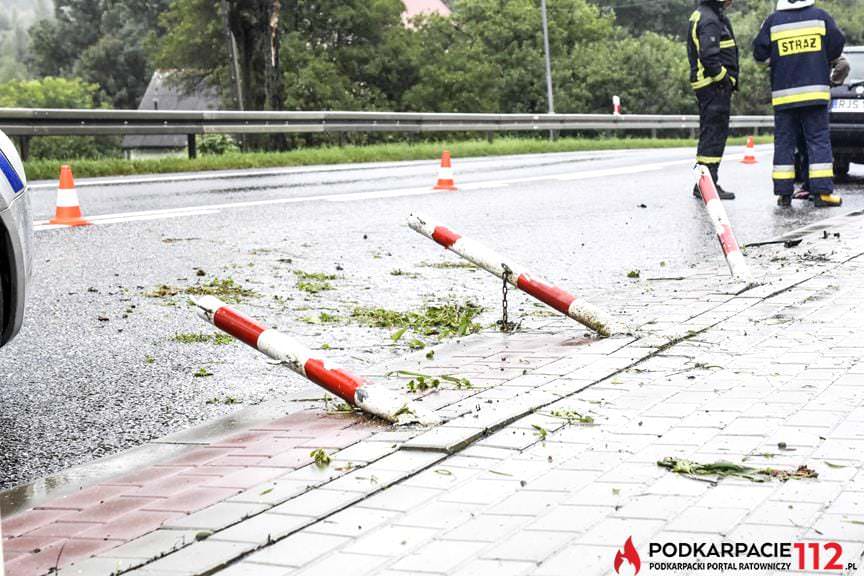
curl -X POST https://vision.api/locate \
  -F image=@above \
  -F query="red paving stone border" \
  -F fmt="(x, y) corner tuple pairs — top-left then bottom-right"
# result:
(2, 410), (383, 576)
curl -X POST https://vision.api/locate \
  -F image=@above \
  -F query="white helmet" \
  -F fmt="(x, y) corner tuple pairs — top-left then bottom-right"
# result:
(777, 0), (814, 10)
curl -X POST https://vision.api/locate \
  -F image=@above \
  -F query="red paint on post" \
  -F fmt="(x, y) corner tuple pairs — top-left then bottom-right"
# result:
(431, 226), (461, 248)
(213, 307), (266, 349)
(517, 274), (577, 315)
(303, 359), (362, 404)
(718, 225), (740, 256)
(699, 174), (718, 203)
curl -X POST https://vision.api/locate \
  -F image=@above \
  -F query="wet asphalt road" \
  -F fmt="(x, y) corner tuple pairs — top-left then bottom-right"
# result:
(2, 146), (863, 490)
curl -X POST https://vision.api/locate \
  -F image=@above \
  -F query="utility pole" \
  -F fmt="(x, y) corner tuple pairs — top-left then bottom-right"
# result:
(220, 0), (244, 111)
(540, 0), (556, 140)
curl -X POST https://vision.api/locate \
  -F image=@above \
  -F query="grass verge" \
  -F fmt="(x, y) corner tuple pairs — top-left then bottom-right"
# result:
(24, 135), (773, 181)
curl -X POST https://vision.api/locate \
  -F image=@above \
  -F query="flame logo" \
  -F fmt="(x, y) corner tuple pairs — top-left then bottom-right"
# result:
(614, 537), (641, 575)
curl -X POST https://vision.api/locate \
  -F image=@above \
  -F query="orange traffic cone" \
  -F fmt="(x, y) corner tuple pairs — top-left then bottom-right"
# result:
(742, 136), (758, 164)
(433, 151), (458, 191)
(49, 165), (90, 226)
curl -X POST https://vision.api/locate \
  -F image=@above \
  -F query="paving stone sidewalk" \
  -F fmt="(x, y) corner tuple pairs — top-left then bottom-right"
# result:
(6, 212), (864, 576)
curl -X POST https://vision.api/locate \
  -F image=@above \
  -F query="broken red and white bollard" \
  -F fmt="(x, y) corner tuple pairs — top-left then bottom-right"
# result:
(193, 296), (441, 425)
(407, 213), (620, 337)
(694, 165), (752, 282)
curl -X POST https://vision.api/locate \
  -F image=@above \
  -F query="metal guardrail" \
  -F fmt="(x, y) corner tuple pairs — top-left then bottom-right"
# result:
(0, 108), (774, 159)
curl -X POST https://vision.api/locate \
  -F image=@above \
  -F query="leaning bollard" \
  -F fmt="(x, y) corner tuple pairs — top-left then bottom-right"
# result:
(694, 165), (752, 282)
(193, 296), (441, 425)
(407, 214), (619, 337)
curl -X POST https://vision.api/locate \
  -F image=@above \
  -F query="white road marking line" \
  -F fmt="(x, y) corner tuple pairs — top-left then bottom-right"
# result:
(33, 209), (221, 231)
(26, 147), (679, 191)
(27, 160), (436, 191)
(33, 152), (762, 232)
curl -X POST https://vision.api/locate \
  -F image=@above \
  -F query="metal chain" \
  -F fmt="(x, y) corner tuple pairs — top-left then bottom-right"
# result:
(497, 264), (519, 333)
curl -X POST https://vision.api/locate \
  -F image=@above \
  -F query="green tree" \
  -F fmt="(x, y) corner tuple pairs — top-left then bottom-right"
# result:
(563, 32), (695, 115)
(0, 76), (99, 108)
(29, 0), (171, 109)
(280, 0), (414, 110)
(588, 0), (694, 40)
(405, 0), (752, 117)
(157, 0), (414, 113)
(0, 77), (119, 159)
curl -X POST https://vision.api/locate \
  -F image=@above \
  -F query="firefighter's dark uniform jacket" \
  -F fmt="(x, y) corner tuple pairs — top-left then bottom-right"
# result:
(753, 5), (845, 110)
(688, 1), (740, 92)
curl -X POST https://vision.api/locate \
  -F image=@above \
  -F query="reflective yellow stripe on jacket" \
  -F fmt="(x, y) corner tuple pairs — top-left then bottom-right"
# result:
(690, 12), (706, 89)
(769, 20), (826, 42)
(771, 84), (831, 107)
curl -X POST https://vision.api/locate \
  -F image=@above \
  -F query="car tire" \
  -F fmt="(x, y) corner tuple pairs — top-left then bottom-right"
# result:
(0, 266), (4, 345)
(0, 245), (5, 346)
(834, 157), (851, 178)
(0, 224), (8, 346)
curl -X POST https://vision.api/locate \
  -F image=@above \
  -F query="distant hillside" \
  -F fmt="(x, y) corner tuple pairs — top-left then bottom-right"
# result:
(4, 0), (53, 26)
(0, 0), (51, 82)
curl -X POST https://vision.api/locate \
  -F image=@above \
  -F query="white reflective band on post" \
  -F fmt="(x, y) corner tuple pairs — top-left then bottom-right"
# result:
(450, 237), (524, 283)
(257, 329), (311, 376)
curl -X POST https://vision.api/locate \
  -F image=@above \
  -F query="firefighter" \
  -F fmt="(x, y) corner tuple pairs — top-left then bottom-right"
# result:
(754, 0), (845, 207)
(688, 0), (740, 200)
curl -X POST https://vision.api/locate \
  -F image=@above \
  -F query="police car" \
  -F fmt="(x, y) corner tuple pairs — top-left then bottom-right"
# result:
(831, 46), (864, 177)
(0, 129), (32, 347)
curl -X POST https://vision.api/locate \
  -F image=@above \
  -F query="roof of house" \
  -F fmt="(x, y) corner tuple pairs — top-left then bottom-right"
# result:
(402, 0), (451, 20)
(122, 70), (221, 149)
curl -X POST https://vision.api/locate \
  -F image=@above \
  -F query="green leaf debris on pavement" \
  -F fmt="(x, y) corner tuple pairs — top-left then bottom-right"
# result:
(186, 278), (258, 303)
(147, 278), (257, 304)
(294, 271), (337, 294)
(173, 332), (234, 345)
(658, 457), (818, 483)
(532, 425), (548, 441)
(352, 301), (483, 350)
(389, 370), (472, 394)
(549, 409), (595, 425)
(311, 448), (331, 469)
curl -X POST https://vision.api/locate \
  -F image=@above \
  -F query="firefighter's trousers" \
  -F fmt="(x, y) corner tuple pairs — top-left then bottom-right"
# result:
(696, 83), (732, 184)
(773, 105), (833, 197)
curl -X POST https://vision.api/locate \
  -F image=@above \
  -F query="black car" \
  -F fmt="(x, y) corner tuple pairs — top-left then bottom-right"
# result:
(831, 47), (864, 177)
(0, 129), (33, 347)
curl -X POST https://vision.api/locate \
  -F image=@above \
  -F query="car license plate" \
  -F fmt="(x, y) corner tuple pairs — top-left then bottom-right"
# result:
(832, 98), (864, 112)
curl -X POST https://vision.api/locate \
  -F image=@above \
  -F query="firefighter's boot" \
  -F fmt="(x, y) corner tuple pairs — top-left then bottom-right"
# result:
(814, 194), (843, 207)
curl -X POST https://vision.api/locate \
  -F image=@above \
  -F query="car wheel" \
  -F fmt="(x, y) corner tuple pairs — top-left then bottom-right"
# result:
(0, 267), (4, 344)
(0, 230), (6, 346)
(834, 157), (851, 178)
(0, 246), (5, 346)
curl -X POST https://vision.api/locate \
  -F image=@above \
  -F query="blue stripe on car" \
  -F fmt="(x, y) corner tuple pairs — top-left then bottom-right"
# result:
(0, 148), (24, 194)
